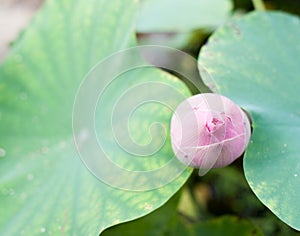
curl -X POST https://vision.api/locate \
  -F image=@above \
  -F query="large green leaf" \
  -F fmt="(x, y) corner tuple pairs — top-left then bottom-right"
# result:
(0, 0), (192, 235)
(136, 0), (232, 33)
(198, 11), (300, 230)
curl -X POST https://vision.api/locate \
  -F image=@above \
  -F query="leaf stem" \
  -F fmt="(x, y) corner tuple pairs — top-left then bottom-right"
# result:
(251, 0), (266, 11)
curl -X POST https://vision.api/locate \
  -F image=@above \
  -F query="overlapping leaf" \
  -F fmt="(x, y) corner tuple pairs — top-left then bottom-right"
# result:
(136, 0), (232, 32)
(0, 0), (192, 235)
(199, 11), (300, 230)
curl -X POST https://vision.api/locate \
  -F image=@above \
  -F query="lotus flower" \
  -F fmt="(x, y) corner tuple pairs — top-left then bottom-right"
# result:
(170, 93), (251, 175)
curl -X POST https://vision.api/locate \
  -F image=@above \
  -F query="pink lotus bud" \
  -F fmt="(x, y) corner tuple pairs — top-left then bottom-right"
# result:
(170, 93), (251, 174)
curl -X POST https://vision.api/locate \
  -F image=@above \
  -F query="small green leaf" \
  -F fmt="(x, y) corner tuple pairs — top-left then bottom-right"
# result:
(198, 11), (300, 230)
(0, 0), (192, 235)
(136, 0), (232, 33)
(101, 191), (181, 236)
(191, 216), (264, 236)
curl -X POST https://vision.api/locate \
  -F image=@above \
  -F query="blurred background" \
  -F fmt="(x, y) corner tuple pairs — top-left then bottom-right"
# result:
(1, 0), (300, 62)
(0, 0), (43, 61)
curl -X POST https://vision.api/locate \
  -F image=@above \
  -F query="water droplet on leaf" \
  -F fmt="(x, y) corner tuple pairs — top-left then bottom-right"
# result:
(19, 92), (28, 101)
(0, 148), (6, 157)
(27, 173), (34, 181)
(40, 146), (49, 154)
